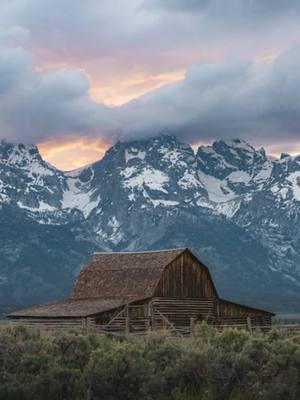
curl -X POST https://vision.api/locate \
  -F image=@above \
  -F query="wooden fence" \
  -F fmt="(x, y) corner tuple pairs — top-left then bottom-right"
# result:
(4, 318), (300, 338)
(91, 317), (300, 338)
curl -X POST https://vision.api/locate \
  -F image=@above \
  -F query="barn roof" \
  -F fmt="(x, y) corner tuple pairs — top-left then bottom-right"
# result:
(71, 248), (185, 300)
(8, 297), (135, 318)
(9, 248), (186, 318)
(219, 298), (275, 316)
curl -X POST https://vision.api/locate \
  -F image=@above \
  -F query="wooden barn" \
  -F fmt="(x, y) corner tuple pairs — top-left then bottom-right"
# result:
(8, 248), (274, 335)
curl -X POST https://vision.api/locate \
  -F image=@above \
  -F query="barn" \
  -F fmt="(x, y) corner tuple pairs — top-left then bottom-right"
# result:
(8, 248), (274, 335)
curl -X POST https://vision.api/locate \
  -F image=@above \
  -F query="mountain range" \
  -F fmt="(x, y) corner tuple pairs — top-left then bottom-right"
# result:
(0, 135), (299, 312)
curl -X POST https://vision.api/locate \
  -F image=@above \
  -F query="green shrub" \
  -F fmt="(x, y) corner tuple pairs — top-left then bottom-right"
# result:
(0, 324), (299, 400)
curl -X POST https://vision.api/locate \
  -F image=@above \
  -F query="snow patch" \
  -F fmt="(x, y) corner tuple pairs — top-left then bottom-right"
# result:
(271, 184), (279, 193)
(122, 167), (169, 194)
(227, 171), (251, 184)
(178, 170), (203, 190)
(17, 201), (56, 213)
(253, 162), (273, 185)
(215, 200), (241, 218)
(107, 216), (123, 244)
(160, 148), (184, 166)
(150, 199), (179, 208)
(279, 188), (289, 199)
(62, 178), (100, 217)
(287, 172), (300, 201)
(120, 166), (137, 179)
(125, 148), (146, 163)
(196, 197), (240, 218)
(198, 171), (236, 203)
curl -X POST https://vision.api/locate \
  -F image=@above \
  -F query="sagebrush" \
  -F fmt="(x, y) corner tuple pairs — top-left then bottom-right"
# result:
(0, 323), (299, 400)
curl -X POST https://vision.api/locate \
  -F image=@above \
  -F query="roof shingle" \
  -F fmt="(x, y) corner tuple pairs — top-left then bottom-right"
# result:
(9, 248), (186, 318)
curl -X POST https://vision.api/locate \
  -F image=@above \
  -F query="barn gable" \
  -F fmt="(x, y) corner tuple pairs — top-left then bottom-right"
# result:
(154, 249), (217, 298)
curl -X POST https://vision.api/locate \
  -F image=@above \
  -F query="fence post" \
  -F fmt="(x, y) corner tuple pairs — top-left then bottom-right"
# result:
(190, 317), (195, 338)
(125, 305), (130, 336)
(151, 301), (155, 331)
(247, 317), (252, 334)
(125, 317), (129, 336)
(86, 318), (90, 334)
(81, 318), (87, 334)
(86, 317), (94, 334)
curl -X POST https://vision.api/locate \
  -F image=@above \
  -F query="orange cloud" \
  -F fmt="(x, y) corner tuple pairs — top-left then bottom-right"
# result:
(253, 49), (281, 64)
(39, 136), (300, 171)
(89, 69), (187, 106)
(39, 137), (108, 171)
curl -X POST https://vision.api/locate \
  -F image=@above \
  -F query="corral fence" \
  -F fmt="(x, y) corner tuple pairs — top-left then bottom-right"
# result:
(4, 320), (300, 338)
(91, 320), (300, 339)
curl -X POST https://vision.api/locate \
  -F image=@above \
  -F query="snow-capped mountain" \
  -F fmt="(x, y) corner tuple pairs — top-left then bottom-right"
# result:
(0, 136), (299, 311)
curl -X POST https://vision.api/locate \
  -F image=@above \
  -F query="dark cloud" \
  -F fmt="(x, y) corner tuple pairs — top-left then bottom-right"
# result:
(0, 1), (300, 150)
(1, 39), (300, 148)
(3, 0), (300, 60)
(147, 0), (210, 12)
(143, 0), (300, 39)
(0, 43), (113, 144)
(118, 46), (300, 145)
(148, 0), (300, 16)
(1, 1), (145, 55)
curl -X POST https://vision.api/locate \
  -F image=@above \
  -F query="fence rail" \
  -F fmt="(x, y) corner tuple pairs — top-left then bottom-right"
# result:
(4, 317), (300, 338)
(90, 323), (300, 338)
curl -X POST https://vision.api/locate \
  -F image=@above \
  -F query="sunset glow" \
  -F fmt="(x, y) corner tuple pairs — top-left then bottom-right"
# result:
(89, 69), (187, 106)
(39, 137), (300, 171)
(39, 138), (107, 171)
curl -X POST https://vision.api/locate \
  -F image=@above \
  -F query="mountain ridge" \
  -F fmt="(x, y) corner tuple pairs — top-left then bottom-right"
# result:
(1, 135), (300, 311)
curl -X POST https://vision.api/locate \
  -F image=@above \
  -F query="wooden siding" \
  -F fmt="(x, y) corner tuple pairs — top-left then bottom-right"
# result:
(154, 251), (217, 298)
(152, 297), (216, 328)
(10, 317), (84, 332)
(218, 300), (272, 317)
(216, 315), (272, 327)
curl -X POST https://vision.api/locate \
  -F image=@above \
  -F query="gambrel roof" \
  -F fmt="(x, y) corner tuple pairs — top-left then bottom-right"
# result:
(9, 249), (187, 318)
(71, 248), (186, 300)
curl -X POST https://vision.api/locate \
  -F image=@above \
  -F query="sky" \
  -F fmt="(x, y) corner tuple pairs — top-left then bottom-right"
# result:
(1, 1), (300, 169)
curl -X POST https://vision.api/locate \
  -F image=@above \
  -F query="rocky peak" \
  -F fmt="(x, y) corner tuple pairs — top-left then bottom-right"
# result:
(101, 134), (195, 167)
(0, 141), (43, 167)
(197, 138), (268, 180)
(0, 140), (66, 217)
(280, 152), (290, 160)
(94, 134), (199, 193)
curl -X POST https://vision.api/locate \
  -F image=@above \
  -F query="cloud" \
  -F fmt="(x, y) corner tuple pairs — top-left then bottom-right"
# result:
(117, 45), (300, 146)
(0, 42), (114, 144)
(147, 0), (300, 19)
(0, 26), (29, 46)
(1, 2), (300, 151)
(2, 0), (300, 111)
(142, 0), (300, 42)
(4, 0), (300, 63)
(2, 0), (145, 56)
(2, 39), (300, 149)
